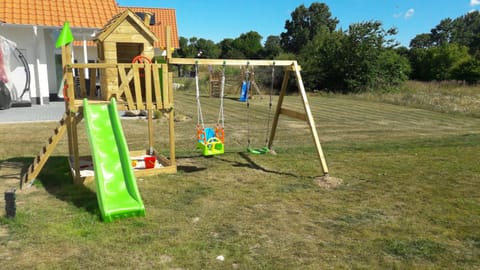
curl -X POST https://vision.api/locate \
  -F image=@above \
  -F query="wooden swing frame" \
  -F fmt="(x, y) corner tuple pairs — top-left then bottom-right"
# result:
(169, 57), (329, 176)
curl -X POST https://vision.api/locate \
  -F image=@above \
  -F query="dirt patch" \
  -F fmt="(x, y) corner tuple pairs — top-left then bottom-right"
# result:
(314, 175), (343, 189)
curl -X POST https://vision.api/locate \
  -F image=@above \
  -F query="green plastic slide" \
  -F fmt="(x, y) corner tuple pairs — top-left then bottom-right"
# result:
(83, 98), (145, 222)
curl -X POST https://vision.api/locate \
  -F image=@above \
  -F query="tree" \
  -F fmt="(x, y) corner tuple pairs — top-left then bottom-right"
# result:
(409, 11), (480, 54)
(232, 31), (263, 59)
(262, 35), (283, 59)
(300, 20), (407, 93)
(409, 44), (471, 81)
(341, 21), (399, 92)
(451, 11), (480, 55)
(193, 38), (220, 58)
(218, 38), (244, 59)
(280, 3), (338, 54)
(410, 33), (433, 49)
(430, 18), (454, 46)
(452, 58), (480, 84)
(300, 28), (346, 91)
(377, 49), (411, 87)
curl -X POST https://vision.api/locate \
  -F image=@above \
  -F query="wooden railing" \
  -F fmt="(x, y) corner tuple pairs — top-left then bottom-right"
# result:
(65, 63), (172, 111)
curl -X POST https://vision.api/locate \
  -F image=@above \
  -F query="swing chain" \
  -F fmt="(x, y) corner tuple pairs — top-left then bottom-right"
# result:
(264, 62), (275, 147)
(195, 62), (205, 129)
(217, 61), (226, 128)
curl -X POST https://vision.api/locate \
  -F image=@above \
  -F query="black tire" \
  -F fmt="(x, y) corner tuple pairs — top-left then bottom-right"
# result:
(0, 81), (12, 110)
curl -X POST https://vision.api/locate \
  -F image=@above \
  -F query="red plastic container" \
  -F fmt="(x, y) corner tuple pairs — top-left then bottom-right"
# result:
(144, 156), (156, 169)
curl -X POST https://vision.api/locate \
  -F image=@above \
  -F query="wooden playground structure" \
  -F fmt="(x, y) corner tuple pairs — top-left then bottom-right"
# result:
(20, 9), (329, 189)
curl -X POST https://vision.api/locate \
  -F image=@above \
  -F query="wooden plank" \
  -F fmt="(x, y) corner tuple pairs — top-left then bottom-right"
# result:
(133, 65), (144, 110)
(293, 61), (329, 176)
(71, 111), (81, 183)
(78, 68), (87, 97)
(69, 63), (119, 69)
(166, 26), (172, 59)
(169, 58), (297, 67)
(147, 110), (154, 155)
(118, 67), (136, 109)
(152, 64), (162, 108)
(162, 64), (170, 108)
(89, 68), (97, 99)
(268, 70), (290, 149)
(145, 64), (152, 110)
(280, 108), (307, 121)
(168, 72), (176, 167)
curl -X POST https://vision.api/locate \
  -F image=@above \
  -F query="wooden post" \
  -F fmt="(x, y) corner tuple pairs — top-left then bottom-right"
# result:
(168, 72), (176, 167)
(292, 62), (329, 176)
(166, 26), (172, 59)
(268, 68), (290, 149)
(145, 64), (154, 154)
(61, 43), (81, 182)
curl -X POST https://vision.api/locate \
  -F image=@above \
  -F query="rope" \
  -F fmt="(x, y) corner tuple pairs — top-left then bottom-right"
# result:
(264, 62), (275, 147)
(217, 62), (226, 127)
(195, 63), (205, 129)
(245, 63), (252, 148)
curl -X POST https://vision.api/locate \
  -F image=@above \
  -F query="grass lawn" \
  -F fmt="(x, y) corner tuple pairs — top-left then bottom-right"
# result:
(0, 85), (479, 269)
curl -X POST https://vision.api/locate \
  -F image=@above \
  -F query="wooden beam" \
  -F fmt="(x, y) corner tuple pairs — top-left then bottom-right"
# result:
(268, 70), (290, 149)
(168, 72), (176, 167)
(169, 58), (297, 67)
(133, 65), (144, 110)
(280, 108), (307, 121)
(293, 61), (329, 176)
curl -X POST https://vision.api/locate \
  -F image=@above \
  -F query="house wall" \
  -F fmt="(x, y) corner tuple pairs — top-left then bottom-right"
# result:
(1, 25), (50, 104)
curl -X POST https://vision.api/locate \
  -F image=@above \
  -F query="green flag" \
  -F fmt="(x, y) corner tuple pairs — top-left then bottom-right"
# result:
(55, 21), (74, 48)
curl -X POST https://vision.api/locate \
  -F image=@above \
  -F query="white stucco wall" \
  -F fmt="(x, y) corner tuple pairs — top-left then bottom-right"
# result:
(1, 25), (99, 104)
(1, 25), (50, 104)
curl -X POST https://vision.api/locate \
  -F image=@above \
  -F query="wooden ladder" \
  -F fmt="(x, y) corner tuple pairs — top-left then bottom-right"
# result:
(20, 114), (68, 189)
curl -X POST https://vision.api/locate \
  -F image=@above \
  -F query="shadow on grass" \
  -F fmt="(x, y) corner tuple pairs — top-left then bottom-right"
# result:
(0, 157), (30, 183)
(34, 156), (98, 215)
(219, 152), (298, 177)
(177, 165), (207, 173)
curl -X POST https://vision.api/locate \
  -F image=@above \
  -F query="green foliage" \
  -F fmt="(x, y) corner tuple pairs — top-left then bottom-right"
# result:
(175, 37), (220, 58)
(407, 11), (480, 83)
(231, 31), (263, 59)
(410, 44), (472, 81)
(280, 2), (338, 54)
(262, 35), (283, 59)
(300, 20), (408, 93)
(452, 58), (480, 83)
(410, 11), (480, 53)
(300, 28), (346, 91)
(218, 38), (245, 59)
(377, 49), (412, 87)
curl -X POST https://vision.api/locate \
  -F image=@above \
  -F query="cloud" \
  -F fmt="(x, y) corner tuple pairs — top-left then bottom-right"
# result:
(471, 0), (480, 6)
(393, 8), (415, 20)
(404, 8), (415, 19)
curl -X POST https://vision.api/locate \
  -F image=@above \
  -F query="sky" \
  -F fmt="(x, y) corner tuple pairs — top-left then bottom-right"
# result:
(117, 0), (479, 47)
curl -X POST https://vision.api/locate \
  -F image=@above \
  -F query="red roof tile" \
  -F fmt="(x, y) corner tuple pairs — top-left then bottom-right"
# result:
(0, 0), (179, 48)
(0, 0), (119, 28)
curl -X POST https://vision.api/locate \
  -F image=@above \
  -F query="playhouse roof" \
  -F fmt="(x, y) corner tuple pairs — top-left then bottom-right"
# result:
(121, 7), (179, 49)
(95, 9), (158, 44)
(0, 0), (179, 48)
